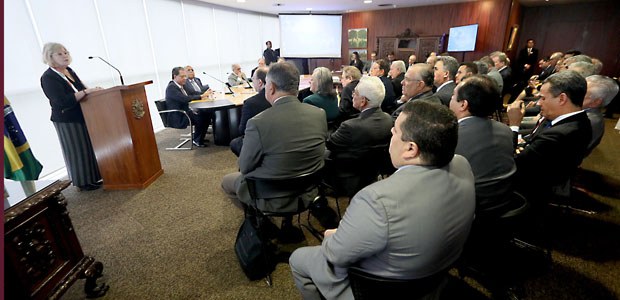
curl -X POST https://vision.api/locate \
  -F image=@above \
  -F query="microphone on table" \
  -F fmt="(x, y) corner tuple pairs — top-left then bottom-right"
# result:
(203, 72), (234, 95)
(88, 56), (124, 85)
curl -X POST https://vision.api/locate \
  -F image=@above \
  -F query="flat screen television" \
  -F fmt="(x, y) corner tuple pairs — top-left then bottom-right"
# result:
(447, 24), (478, 52)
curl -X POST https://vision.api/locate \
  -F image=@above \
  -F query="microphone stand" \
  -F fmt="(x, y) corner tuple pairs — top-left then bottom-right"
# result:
(203, 72), (234, 95)
(88, 56), (124, 85)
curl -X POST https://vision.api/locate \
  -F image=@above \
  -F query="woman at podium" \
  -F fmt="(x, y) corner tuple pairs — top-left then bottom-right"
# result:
(40, 42), (103, 191)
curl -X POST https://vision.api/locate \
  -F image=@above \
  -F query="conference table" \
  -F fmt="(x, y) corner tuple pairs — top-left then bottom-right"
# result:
(189, 86), (255, 146)
(189, 72), (342, 146)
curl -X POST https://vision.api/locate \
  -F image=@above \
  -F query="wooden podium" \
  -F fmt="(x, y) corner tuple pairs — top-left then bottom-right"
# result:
(80, 81), (163, 190)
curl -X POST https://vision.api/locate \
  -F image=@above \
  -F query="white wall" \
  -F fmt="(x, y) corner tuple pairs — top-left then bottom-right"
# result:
(4, 0), (279, 178)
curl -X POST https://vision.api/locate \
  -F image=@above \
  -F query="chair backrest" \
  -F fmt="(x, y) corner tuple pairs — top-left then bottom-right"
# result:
(245, 171), (323, 202)
(348, 266), (447, 300)
(154, 99), (170, 127)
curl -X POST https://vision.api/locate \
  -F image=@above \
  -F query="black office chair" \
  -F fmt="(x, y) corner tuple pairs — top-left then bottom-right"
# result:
(154, 99), (193, 150)
(348, 266), (448, 300)
(244, 170), (325, 286)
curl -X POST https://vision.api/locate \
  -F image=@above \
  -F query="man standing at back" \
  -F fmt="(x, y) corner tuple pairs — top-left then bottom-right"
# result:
(289, 100), (475, 300)
(263, 41), (278, 65)
(221, 62), (327, 217)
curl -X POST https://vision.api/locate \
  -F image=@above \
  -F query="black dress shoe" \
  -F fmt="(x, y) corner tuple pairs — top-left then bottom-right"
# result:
(309, 200), (339, 229)
(192, 140), (207, 148)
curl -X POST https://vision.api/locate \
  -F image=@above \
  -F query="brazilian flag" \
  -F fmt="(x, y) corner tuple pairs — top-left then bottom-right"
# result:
(4, 96), (43, 180)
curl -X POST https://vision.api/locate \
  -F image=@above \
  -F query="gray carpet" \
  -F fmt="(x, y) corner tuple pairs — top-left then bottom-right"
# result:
(60, 118), (620, 299)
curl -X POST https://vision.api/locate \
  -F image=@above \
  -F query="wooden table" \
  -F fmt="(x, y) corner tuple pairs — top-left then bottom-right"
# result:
(4, 179), (109, 299)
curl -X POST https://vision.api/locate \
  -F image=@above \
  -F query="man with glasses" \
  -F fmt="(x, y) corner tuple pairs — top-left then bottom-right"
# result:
(392, 63), (441, 120)
(184, 65), (210, 95)
(228, 64), (249, 86)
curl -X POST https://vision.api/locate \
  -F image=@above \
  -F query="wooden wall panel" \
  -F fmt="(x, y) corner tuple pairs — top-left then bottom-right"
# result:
(517, 1), (620, 76)
(310, 0), (513, 70)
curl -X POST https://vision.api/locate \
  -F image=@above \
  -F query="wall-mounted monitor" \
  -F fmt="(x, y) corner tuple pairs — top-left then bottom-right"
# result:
(447, 24), (478, 52)
(279, 14), (342, 58)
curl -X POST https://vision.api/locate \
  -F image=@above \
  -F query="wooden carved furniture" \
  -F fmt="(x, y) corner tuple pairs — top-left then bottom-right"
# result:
(376, 36), (443, 61)
(80, 81), (163, 190)
(4, 179), (108, 299)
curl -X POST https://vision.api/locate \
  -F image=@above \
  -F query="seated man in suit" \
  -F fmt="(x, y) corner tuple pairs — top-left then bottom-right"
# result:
(221, 62), (328, 231)
(433, 56), (458, 106)
(450, 75), (516, 218)
(338, 66), (362, 121)
(228, 64), (249, 86)
(229, 66), (271, 156)
(165, 66), (213, 147)
(369, 59), (396, 114)
(507, 71), (592, 203)
(583, 75), (619, 155)
(324, 76), (393, 194)
(407, 54), (416, 69)
(250, 57), (266, 78)
(455, 62), (478, 84)
(362, 51), (377, 74)
(289, 100), (475, 300)
(184, 65), (210, 95)
(392, 63), (441, 120)
(388, 60), (406, 99)
(491, 51), (513, 98)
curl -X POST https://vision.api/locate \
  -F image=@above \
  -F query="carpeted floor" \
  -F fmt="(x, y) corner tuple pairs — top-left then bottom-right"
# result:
(61, 117), (620, 300)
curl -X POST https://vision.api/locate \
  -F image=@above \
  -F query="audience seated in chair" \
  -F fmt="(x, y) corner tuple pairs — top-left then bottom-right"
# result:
(432, 55), (458, 107)
(582, 75), (619, 156)
(165, 66), (213, 148)
(303, 67), (340, 123)
(289, 101), (475, 300)
(369, 59), (397, 114)
(450, 75), (517, 219)
(324, 76), (393, 198)
(221, 62), (328, 236)
(392, 63), (441, 120)
(388, 60), (406, 100)
(183, 65), (209, 95)
(229, 66), (271, 156)
(338, 66), (362, 121)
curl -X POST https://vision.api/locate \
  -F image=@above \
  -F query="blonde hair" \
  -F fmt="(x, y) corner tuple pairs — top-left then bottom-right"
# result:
(42, 42), (71, 67)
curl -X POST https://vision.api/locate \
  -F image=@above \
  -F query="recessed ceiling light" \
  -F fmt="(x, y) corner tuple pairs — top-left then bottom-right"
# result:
(364, 0), (372, 3)
(306, 7), (312, 10)
(236, 0), (245, 2)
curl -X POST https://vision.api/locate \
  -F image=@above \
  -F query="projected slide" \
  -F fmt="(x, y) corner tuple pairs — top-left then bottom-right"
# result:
(447, 24), (478, 52)
(279, 14), (342, 58)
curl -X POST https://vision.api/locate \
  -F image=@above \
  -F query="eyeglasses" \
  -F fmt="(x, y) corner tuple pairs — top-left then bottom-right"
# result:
(187, 69), (194, 71)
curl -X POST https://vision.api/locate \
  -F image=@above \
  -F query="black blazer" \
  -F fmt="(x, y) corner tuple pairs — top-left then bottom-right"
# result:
(379, 76), (397, 114)
(238, 89), (271, 134)
(339, 80), (360, 120)
(350, 59), (364, 73)
(391, 72), (405, 99)
(514, 111), (592, 200)
(41, 67), (87, 123)
(165, 81), (200, 128)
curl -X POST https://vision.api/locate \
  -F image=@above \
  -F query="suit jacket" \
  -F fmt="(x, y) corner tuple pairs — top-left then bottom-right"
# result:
(498, 66), (512, 95)
(263, 48), (278, 65)
(517, 47), (539, 73)
(41, 67), (87, 123)
(391, 91), (441, 120)
(350, 59), (364, 73)
(514, 111), (592, 200)
(165, 81), (200, 128)
(434, 81), (456, 106)
(538, 65), (555, 81)
(586, 108), (604, 155)
(322, 155), (475, 279)
(327, 107), (392, 162)
(237, 96), (328, 212)
(456, 117), (516, 217)
(487, 69), (504, 94)
(339, 80), (360, 120)
(391, 72), (404, 99)
(238, 89), (271, 134)
(363, 60), (375, 73)
(379, 76), (397, 113)
(184, 77), (208, 95)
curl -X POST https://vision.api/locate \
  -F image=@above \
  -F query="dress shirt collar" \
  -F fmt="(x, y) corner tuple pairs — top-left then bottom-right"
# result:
(436, 80), (454, 92)
(551, 110), (584, 126)
(498, 66), (508, 72)
(457, 116), (475, 123)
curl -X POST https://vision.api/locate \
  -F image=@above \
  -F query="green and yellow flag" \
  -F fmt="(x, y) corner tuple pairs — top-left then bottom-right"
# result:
(4, 96), (43, 180)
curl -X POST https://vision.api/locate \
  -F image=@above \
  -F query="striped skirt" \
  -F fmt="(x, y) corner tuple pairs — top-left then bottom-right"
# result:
(53, 122), (102, 187)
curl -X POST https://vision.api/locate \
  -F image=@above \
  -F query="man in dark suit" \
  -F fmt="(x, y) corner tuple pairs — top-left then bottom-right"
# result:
(392, 63), (441, 120)
(388, 60), (406, 99)
(263, 40), (278, 65)
(221, 61), (327, 217)
(363, 51), (377, 73)
(507, 71), (592, 202)
(229, 66), (271, 156)
(450, 75), (516, 218)
(183, 65), (209, 95)
(516, 39), (539, 83)
(165, 66), (212, 147)
(433, 56), (458, 106)
(491, 51), (513, 98)
(370, 59), (396, 114)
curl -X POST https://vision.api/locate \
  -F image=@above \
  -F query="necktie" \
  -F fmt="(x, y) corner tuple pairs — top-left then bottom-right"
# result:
(180, 86), (188, 96)
(191, 79), (201, 92)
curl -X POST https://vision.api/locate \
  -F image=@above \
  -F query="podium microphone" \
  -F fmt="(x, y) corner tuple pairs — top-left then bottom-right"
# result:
(88, 56), (124, 85)
(203, 72), (234, 95)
